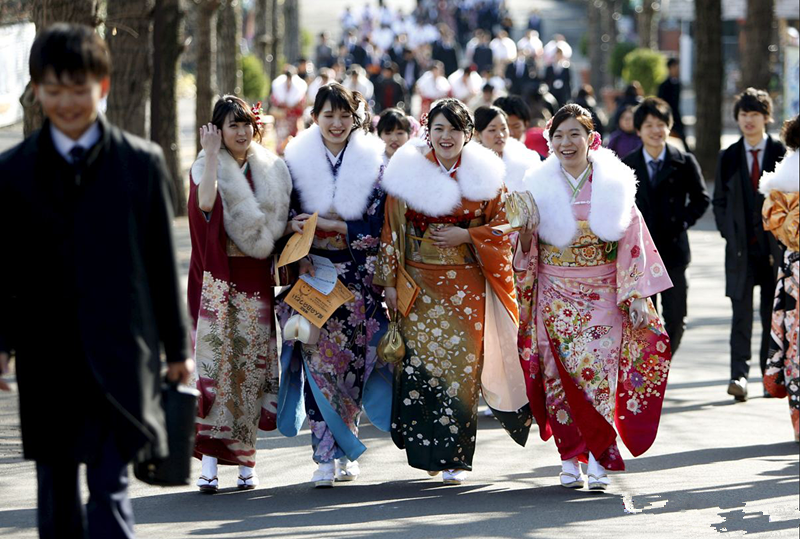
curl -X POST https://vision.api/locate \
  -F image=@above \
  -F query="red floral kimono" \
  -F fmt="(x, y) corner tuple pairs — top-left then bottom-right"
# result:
(187, 143), (291, 466)
(515, 148), (673, 470)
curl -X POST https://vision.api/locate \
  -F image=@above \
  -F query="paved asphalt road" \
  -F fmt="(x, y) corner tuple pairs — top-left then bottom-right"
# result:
(0, 2), (797, 535)
(0, 208), (798, 538)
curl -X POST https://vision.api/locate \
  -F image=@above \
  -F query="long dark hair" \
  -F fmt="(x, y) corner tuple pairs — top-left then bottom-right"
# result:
(312, 82), (371, 133)
(211, 95), (263, 143)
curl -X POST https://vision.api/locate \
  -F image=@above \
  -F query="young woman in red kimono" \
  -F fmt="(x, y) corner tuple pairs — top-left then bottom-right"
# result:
(516, 104), (673, 490)
(188, 96), (292, 492)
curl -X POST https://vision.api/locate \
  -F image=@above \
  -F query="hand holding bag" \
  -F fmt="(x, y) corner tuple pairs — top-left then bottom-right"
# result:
(377, 310), (406, 366)
(134, 380), (199, 486)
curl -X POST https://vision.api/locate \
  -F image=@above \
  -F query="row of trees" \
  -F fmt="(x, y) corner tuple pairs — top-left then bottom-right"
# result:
(19, 0), (302, 216)
(585, 0), (778, 178)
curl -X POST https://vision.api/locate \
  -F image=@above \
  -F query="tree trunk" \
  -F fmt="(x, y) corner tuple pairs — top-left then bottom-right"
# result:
(195, 0), (220, 154)
(741, 0), (774, 91)
(587, 1), (603, 94)
(267, 0), (282, 94)
(106, 0), (153, 138)
(637, 1), (659, 50)
(283, 0), (300, 64)
(152, 0), (187, 216)
(22, 0), (98, 136)
(694, 0), (722, 178)
(254, 0), (269, 77)
(216, 0), (243, 96)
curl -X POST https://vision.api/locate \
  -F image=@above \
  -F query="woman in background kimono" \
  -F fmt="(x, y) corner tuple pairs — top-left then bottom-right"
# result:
(760, 115), (799, 443)
(188, 96), (292, 492)
(516, 104), (673, 490)
(473, 105), (542, 194)
(279, 83), (390, 487)
(270, 66), (308, 153)
(375, 98), (531, 486)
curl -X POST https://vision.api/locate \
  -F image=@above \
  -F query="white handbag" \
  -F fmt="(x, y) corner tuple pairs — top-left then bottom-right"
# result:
(283, 314), (321, 345)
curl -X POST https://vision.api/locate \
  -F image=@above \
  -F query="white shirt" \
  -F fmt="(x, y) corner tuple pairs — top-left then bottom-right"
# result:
(744, 134), (767, 173)
(561, 164), (590, 194)
(643, 145), (667, 181)
(50, 121), (101, 163)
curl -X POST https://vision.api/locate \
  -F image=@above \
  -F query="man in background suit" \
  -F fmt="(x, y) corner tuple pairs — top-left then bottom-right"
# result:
(713, 88), (786, 402)
(658, 58), (690, 151)
(624, 97), (710, 356)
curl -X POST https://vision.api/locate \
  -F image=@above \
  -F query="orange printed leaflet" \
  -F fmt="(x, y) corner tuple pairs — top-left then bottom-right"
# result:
(277, 212), (318, 268)
(396, 265), (421, 317)
(284, 279), (355, 328)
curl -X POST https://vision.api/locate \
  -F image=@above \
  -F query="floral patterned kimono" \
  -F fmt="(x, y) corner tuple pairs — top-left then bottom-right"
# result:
(515, 147), (673, 471)
(760, 151), (799, 441)
(187, 143), (292, 466)
(278, 125), (391, 463)
(376, 139), (531, 472)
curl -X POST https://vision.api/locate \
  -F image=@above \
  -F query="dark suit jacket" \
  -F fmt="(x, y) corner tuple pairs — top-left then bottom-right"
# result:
(398, 58), (421, 90)
(712, 135), (786, 299)
(545, 64), (572, 107)
(625, 144), (710, 268)
(0, 116), (189, 463)
(432, 41), (459, 77)
(658, 78), (684, 131)
(505, 59), (537, 96)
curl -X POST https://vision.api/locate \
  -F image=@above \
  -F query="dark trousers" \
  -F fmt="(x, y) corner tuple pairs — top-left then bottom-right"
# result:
(654, 265), (688, 355)
(729, 253), (775, 381)
(36, 434), (134, 539)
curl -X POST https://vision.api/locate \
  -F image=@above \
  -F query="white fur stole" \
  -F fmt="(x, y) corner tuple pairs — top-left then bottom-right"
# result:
(760, 151), (798, 194)
(381, 138), (506, 217)
(283, 125), (385, 220)
(502, 137), (541, 193)
(525, 146), (637, 248)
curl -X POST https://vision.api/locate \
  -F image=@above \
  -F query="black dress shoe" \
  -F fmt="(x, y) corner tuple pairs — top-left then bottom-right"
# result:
(727, 378), (748, 402)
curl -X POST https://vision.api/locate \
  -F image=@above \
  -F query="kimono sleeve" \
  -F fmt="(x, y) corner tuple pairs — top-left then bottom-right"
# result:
(374, 194), (404, 288)
(467, 193), (518, 323)
(615, 205), (673, 306)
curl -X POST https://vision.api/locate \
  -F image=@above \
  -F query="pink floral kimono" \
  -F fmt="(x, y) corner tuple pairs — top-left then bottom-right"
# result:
(515, 147), (673, 471)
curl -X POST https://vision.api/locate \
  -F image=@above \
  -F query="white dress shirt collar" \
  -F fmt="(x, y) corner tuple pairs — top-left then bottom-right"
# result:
(50, 121), (101, 162)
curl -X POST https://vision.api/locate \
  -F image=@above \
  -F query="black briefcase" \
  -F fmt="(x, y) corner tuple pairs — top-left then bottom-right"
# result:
(134, 381), (199, 486)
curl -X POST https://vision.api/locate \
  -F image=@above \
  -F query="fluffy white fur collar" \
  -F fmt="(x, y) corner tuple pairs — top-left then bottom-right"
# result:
(525, 146), (637, 248)
(503, 137), (541, 193)
(283, 125), (385, 220)
(760, 151), (798, 194)
(191, 143), (292, 259)
(382, 138), (506, 216)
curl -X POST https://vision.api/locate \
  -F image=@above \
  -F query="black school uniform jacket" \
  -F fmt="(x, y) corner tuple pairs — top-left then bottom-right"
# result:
(0, 116), (189, 463)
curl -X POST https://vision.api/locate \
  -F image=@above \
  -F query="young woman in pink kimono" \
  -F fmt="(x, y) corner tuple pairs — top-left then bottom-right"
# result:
(515, 104), (673, 491)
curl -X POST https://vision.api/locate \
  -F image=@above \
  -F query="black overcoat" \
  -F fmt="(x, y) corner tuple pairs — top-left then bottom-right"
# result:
(624, 144), (710, 268)
(0, 116), (189, 463)
(712, 135), (786, 299)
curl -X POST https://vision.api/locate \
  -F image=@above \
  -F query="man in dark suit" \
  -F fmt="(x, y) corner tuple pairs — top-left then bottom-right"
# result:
(624, 97), (710, 355)
(432, 29), (460, 77)
(713, 88), (786, 402)
(0, 24), (192, 538)
(505, 51), (537, 97)
(544, 47), (572, 107)
(657, 58), (690, 151)
(398, 48), (421, 93)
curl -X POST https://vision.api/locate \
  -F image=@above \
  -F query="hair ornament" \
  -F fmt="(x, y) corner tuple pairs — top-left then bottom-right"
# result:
(589, 132), (602, 151)
(355, 101), (366, 123)
(251, 101), (265, 126)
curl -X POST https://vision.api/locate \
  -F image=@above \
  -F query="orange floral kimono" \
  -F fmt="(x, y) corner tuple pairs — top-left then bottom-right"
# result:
(375, 140), (531, 472)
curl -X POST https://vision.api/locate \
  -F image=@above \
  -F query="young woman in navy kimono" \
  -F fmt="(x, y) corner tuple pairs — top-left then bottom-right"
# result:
(278, 83), (391, 487)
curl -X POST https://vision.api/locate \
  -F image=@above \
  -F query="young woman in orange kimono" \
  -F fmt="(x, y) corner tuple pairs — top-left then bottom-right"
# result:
(375, 99), (531, 485)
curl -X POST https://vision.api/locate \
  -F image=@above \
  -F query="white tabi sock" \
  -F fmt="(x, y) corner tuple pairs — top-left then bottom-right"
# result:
(201, 455), (218, 478)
